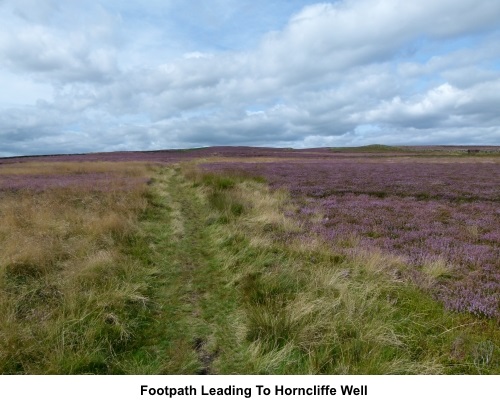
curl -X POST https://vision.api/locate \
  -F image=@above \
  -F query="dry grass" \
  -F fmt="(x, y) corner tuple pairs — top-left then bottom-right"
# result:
(2, 159), (498, 374)
(0, 161), (152, 176)
(0, 162), (152, 373)
(188, 163), (500, 374)
(186, 167), (435, 373)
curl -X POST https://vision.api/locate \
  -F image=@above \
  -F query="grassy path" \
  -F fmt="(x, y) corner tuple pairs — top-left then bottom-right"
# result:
(2, 161), (498, 374)
(122, 166), (246, 374)
(120, 164), (500, 375)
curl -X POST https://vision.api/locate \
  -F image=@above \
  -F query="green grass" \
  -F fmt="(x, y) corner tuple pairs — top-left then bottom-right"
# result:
(329, 144), (405, 153)
(0, 164), (153, 374)
(1, 161), (498, 374)
(174, 163), (500, 374)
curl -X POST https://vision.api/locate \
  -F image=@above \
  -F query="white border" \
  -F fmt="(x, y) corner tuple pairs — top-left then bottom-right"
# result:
(1, 375), (497, 405)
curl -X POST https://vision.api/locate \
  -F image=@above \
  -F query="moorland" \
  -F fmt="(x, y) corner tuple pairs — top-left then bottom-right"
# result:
(0, 145), (498, 374)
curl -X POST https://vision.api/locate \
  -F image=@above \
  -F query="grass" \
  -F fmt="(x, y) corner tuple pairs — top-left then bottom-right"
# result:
(181, 163), (500, 374)
(0, 160), (152, 176)
(0, 159), (498, 374)
(329, 144), (405, 153)
(0, 162), (153, 373)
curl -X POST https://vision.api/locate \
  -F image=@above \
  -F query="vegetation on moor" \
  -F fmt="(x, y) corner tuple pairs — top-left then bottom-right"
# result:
(0, 147), (498, 374)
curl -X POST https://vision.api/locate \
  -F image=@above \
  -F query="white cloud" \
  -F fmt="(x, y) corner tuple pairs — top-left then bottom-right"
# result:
(358, 79), (500, 129)
(1, 0), (500, 156)
(0, 1), (121, 83)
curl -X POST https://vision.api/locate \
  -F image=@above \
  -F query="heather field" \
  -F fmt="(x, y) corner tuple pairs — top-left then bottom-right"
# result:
(201, 157), (500, 319)
(0, 146), (499, 374)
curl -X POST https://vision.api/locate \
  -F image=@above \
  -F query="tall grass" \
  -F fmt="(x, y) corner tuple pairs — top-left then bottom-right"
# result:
(2, 159), (498, 374)
(0, 162), (152, 373)
(186, 164), (500, 374)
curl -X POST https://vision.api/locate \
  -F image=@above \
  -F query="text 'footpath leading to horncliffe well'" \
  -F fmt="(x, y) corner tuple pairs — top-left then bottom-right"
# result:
(141, 384), (368, 398)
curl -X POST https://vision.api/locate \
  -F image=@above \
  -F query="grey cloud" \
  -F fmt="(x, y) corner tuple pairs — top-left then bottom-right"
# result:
(0, 3), (121, 84)
(1, 0), (500, 156)
(1, 34), (119, 83)
(0, 104), (71, 138)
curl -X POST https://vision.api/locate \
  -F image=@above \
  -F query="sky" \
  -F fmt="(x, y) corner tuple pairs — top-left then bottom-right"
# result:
(1, 0), (500, 156)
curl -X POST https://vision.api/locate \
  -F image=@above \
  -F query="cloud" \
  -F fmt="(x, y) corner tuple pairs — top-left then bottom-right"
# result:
(359, 78), (500, 129)
(0, 1), (121, 83)
(1, 0), (500, 156)
(253, 0), (500, 79)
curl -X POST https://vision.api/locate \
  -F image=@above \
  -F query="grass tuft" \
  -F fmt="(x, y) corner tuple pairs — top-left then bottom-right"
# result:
(0, 162), (153, 374)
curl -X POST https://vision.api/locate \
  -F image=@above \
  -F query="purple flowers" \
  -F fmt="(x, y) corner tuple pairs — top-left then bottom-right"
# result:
(0, 173), (150, 192)
(2, 148), (498, 318)
(201, 158), (500, 319)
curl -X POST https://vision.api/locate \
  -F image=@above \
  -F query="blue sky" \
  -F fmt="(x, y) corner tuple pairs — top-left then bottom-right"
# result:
(0, 0), (499, 156)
